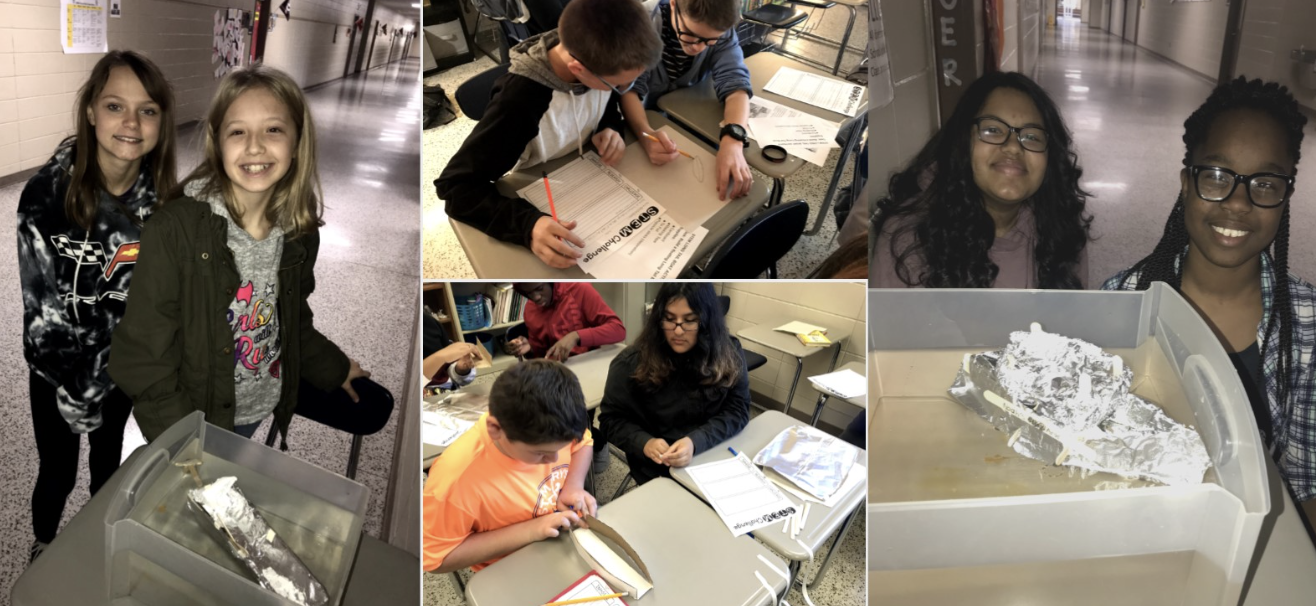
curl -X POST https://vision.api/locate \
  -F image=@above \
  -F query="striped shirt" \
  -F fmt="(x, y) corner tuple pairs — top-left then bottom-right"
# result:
(659, 3), (695, 83)
(1103, 251), (1316, 501)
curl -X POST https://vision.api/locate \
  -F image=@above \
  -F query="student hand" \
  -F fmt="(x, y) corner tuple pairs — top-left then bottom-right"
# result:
(592, 129), (626, 166)
(556, 485), (599, 518)
(546, 332), (580, 361)
(341, 358), (371, 403)
(716, 144), (753, 201)
(531, 217), (585, 269)
(643, 437), (672, 465)
(662, 437), (695, 468)
(505, 336), (532, 357)
(641, 131), (680, 166)
(529, 510), (586, 541)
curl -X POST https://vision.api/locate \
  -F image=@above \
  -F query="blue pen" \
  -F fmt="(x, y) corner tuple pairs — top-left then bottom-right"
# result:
(728, 446), (739, 457)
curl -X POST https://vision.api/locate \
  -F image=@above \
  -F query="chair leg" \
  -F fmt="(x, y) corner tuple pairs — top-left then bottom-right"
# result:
(264, 423), (278, 447)
(611, 474), (633, 502)
(347, 434), (363, 480)
(768, 263), (778, 279)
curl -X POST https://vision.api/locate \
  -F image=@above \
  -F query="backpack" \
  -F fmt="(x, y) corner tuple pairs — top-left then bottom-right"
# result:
(423, 85), (458, 129)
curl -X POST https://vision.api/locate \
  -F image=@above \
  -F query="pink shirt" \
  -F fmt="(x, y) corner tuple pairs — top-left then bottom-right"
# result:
(869, 205), (1088, 289)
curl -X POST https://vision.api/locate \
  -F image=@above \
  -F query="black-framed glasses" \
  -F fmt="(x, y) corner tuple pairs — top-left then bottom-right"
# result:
(973, 116), (1049, 153)
(661, 318), (700, 332)
(672, 0), (723, 47)
(1189, 165), (1294, 208)
(567, 51), (636, 96)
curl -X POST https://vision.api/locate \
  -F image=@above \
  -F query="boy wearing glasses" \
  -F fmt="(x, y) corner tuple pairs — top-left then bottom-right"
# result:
(435, 0), (661, 270)
(623, 0), (754, 202)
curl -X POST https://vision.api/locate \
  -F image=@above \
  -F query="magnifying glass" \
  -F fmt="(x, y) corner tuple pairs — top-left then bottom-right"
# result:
(761, 145), (788, 163)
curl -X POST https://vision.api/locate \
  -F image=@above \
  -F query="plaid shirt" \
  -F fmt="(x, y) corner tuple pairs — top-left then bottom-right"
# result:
(1103, 252), (1316, 501)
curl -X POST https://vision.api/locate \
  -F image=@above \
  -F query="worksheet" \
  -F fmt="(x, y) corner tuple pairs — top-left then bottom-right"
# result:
(764, 67), (866, 117)
(517, 153), (669, 273)
(685, 452), (798, 537)
(583, 215), (707, 280)
(549, 572), (628, 606)
(420, 410), (474, 448)
(746, 97), (833, 167)
(808, 368), (867, 399)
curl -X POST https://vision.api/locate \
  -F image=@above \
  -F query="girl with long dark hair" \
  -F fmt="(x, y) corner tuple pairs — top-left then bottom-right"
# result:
(1103, 77), (1316, 520)
(599, 283), (750, 484)
(871, 71), (1093, 288)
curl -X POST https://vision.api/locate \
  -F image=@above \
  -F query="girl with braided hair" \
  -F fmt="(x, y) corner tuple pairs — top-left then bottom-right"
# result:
(870, 71), (1093, 288)
(1103, 77), (1316, 522)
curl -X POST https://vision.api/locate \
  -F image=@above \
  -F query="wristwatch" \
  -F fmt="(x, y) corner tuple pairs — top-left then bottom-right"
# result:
(719, 123), (749, 147)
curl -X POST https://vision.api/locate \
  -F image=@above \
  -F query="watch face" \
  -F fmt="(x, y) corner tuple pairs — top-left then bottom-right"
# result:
(730, 124), (747, 139)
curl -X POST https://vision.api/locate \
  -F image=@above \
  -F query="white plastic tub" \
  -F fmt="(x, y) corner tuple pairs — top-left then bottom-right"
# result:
(868, 285), (1270, 606)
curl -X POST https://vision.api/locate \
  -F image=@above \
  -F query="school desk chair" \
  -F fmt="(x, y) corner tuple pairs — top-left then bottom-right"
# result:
(454, 63), (511, 121)
(688, 200), (809, 279)
(741, 0), (812, 56)
(718, 295), (769, 373)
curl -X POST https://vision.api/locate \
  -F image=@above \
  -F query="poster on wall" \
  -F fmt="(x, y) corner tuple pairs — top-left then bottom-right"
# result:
(279, 0), (291, 20)
(60, 0), (108, 54)
(212, 9), (248, 79)
(109, 0), (120, 18)
(868, 0), (894, 109)
(930, 0), (978, 125)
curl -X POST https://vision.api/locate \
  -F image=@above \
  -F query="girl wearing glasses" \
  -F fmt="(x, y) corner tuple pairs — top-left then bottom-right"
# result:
(871, 71), (1093, 288)
(1103, 78), (1316, 522)
(599, 282), (750, 485)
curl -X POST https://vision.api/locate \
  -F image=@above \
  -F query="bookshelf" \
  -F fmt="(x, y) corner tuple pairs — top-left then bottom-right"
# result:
(425, 283), (528, 373)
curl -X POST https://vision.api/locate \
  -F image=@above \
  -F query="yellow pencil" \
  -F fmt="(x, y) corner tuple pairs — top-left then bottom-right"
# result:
(641, 132), (693, 159)
(542, 592), (627, 606)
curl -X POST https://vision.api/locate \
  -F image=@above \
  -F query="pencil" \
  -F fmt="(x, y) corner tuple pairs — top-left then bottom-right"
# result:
(542, 171), (558, 221)
(641, 132), (694, 159)
(542, 592), (626, 606)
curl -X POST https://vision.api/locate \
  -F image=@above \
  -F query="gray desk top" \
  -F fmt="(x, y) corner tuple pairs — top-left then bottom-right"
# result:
(738, 317), (853, 360)
(464, 477), (788, 606)
(1241, 453), (1316, 605)
(657, 52), (868, 179)
(670, 411), (866, 561)
(11, 449), (418, 606)
(422, 344), (626, 462)
(450, 113), (767, 279)
(811, 360), (867, 409)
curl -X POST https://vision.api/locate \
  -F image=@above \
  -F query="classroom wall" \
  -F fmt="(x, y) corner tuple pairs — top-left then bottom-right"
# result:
(999, 0), (1019, 72)
(1235, 0), (1316, 113)
(1131, 0), (1229, 80)
(719, 282), (866, 431)
(868, 0), (938, 199)
(1017, 0), (1042, 77)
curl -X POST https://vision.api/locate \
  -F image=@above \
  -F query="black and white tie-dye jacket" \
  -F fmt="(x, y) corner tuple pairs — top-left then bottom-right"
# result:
(18, 139), (157, 433)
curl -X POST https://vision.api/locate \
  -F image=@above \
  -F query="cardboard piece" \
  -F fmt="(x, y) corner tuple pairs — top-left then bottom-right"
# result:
(569, 516), (654, 598)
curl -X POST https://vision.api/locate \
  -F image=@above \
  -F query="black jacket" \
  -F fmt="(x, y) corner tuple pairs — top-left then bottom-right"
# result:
(18, 139), (157, 432)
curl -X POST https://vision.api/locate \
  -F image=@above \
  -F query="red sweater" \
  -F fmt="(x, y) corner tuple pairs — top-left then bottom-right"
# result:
(525, 283), (625, 358)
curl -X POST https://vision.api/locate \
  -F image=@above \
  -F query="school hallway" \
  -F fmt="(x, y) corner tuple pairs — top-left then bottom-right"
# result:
(0, 56), (421, 603)
(1036, 16), (1316, 287)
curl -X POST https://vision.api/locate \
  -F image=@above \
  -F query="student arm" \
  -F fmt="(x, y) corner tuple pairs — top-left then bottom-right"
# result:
(598, 353), (659, 459)
(620, 90), (679, 165)
(432, 511), (584, 574)
(434, 74), (554, 247)
(716, 89), (753, 200)
(557, 439), (599, 517)
(106, 211), (193, 442)
(574, 286), (626, 348)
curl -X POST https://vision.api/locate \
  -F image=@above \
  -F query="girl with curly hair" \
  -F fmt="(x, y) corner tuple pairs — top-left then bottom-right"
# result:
(870, 71), (1093, 288)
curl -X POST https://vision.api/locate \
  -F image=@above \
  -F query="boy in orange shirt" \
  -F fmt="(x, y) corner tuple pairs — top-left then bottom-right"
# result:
(424, 360), (598, 573)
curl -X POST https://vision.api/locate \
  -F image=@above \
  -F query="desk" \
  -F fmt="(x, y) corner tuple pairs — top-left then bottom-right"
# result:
(464, 477), (787, 605)
(449, 113), (768, 278)
(808, 360), (866, 427)
(1241, 453), (1316, 605)
(738, 317), (851, 415)
(657, 52), (868, 212)
(670, 411), (865, 600)
(11, 449), (418, 606)
(422, 344), (626, 465)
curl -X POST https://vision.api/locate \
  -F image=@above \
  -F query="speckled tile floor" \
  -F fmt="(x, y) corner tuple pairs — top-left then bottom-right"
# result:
(0, 58), (420, 603)
(422, 407), (867, 606)
(422, 8), (869, 280)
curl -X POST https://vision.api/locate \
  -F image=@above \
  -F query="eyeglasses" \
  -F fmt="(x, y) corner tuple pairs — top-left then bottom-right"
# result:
(661, 318), (700, 332)
(1189, 165), (1294, 208)
(672, 1), (722, 47)
(973, 116), (1049, 153)
(568, 51), (636, 96)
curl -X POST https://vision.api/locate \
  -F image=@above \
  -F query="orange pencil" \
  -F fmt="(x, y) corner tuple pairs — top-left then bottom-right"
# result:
(542, 593), (627, 606)
(542, 171), (558, 221)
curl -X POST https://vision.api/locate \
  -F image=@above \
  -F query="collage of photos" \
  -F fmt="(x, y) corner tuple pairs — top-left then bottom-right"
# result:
(0, 0), (1313, 605)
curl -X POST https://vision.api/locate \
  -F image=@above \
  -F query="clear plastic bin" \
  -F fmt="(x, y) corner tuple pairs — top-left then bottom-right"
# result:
(868, 285), (1270, 606)
(104, 412), (369, 606)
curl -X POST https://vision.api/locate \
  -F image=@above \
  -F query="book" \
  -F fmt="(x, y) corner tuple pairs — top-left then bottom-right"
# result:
(797, 330), (831, 347)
